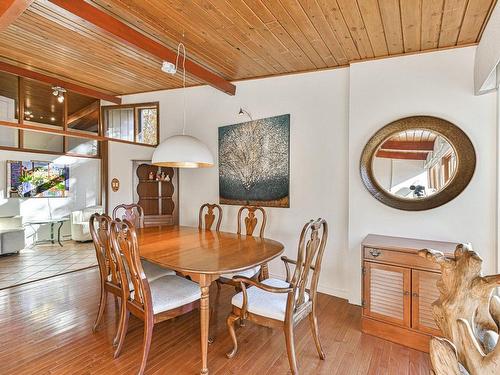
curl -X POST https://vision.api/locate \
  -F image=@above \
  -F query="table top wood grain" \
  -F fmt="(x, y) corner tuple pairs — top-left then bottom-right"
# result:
(137, 225), (285, 275)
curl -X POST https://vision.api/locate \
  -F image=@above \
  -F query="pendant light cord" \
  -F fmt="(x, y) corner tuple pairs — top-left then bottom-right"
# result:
(175, 43), (187, 135)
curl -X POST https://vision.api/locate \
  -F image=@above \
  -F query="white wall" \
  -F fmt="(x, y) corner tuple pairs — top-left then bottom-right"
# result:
(349, 47), (497, 304)
(107, 142), (154, 213)
(474, 2), (500, 93)
(122, 69), (351, 298)
(115, 46), (498, 304)
(0, 151), (101, 243)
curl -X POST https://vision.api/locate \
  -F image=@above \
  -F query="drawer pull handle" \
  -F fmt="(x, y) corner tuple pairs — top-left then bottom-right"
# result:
(369, 249), (381, 257)
(412, 292), (419, 297)
(403, 291), (410, 296)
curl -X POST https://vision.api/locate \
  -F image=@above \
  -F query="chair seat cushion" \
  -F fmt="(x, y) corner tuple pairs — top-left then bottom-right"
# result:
(149, 275), (201, 314)
(108, 260), (176, 290)
(231, 278), (309, 321)
(141, 260), (176, 281)
(221, 265), (261, 280)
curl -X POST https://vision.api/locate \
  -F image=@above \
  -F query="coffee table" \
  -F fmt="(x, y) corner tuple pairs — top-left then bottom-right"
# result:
(25, 217), (70, 247)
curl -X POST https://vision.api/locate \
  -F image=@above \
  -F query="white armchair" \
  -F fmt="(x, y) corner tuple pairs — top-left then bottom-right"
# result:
(71, 206), (104, 242)
(0, 216), (25, 255)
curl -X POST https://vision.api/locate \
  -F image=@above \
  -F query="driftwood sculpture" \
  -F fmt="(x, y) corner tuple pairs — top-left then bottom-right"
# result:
(418, 244), (500, 375)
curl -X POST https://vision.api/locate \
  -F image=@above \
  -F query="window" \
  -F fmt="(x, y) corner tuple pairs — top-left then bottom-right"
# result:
(137, 107), (158, 145)
(102, 103), (159, 146)
(23, 131), (64, 153)
(0, 71), (19, 147)
(67, 91), (99, 134)
(103, 107), (134, 142)
(23, 78), (64, 128)
(66, 137), (98, 156)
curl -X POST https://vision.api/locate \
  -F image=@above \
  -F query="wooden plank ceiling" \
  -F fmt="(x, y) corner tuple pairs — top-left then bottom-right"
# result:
(377, 130), (438, 160)
(0, 0), (496, 96)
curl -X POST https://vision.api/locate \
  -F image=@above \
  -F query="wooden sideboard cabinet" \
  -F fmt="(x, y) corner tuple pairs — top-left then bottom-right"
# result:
(361, 234), (456, 352)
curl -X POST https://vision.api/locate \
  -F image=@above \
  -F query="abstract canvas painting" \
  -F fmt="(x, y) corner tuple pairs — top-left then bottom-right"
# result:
(7, 161), (70, 198)
(219, 114), (290, 208)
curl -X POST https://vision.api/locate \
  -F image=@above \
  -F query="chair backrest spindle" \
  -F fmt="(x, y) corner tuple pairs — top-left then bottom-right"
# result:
(198, 203), (223, 231)
(237, 206), (267, 237)
(112, 203), (145, 228)
(110, 219), (152, 313)
(289, 218), (328, 310)
(90, 213), (122, 288)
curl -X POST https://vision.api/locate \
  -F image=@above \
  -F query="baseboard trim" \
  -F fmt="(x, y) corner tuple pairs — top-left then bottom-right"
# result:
(269, 272), (348, 300)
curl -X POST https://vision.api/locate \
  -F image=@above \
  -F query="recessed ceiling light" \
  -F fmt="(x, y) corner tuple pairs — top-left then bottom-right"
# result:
(24, 110), (31, 115)
(29, 114), (34, 118)
(50, 117), (56, 122)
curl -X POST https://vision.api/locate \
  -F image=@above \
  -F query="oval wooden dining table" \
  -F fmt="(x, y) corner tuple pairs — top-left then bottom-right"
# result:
(136, 225), (284, 375)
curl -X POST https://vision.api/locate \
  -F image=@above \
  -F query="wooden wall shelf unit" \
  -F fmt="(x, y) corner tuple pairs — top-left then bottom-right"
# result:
(361, 234), (457, 353)
(135, 163), (178, 226)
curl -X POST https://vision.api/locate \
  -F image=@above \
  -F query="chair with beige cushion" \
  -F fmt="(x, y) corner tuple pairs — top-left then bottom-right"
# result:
(226, 218), (328, 375)
(112, 203), (144, 228)
(89, 213), (176, 347)
(71, 206), (104, 242)
(218, 206), (268, 286)
(110, 219), (201, 375)
(198, 203), (223, 231)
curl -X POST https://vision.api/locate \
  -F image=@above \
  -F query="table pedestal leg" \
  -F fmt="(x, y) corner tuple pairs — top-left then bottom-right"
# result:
(200, 275), (210, 375)
(57, 221), (64, 247)
(50, 223), (55, 244)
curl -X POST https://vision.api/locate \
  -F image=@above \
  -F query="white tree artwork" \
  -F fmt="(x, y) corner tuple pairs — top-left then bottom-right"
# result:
(218, 114), (290, 208)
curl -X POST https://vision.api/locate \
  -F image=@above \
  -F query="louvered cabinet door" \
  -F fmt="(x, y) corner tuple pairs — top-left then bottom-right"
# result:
(411, 270), (441, 335)
(363, 262), (411, 327)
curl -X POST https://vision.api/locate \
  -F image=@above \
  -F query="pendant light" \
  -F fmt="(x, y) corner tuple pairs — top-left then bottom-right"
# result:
(152, 43), (214, 168)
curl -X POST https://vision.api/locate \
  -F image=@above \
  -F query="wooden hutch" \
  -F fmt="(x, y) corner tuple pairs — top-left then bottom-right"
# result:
(134, 163), (179, 226)
(361, 234), (456, 352)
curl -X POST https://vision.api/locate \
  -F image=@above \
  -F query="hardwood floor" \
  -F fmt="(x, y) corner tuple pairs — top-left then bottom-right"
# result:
(0, 268), (431, 374)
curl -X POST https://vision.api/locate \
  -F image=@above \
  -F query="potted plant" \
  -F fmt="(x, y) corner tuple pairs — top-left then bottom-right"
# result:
(18, 173), (33, 197)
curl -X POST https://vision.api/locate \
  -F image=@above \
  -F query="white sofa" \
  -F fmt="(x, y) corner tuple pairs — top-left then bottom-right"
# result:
(0, 216), (25, 255)
(70, 206), (104, 242)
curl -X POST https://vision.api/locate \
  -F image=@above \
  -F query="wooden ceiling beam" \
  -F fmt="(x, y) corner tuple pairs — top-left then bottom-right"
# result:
(0, 119), (104, 141)
(68, 101), (99, 125)
(0, 0), (34, 31)
(0, 61), (122, 104)
(48, 0), (236, 96)
(381, 140), (435, 151)
(376, 150), (428, 160)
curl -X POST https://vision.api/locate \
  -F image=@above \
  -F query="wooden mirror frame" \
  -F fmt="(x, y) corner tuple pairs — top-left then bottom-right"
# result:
(360, 116), (476, 211)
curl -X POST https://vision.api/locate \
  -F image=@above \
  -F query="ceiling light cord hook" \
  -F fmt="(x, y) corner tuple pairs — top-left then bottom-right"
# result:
(175, 42), (187, 136)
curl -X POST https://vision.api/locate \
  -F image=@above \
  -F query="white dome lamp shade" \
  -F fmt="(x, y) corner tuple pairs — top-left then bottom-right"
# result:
(152, 135), (214, 168)
(154, 42), (215, 168)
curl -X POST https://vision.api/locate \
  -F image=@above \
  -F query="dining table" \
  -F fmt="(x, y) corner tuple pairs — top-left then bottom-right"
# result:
(136, 225), (285, 375)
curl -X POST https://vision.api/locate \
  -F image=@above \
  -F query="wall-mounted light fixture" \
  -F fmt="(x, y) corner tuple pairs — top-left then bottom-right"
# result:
(238, 108), (253, 121)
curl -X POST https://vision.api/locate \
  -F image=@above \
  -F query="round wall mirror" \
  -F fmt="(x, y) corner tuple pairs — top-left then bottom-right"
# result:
(360, 116), (476, 211)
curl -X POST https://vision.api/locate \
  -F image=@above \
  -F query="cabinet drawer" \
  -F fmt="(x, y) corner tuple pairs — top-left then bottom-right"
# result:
(364, 247), (440, 271)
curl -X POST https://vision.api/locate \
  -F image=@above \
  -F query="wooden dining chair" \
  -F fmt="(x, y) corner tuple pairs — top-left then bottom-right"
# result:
(90, 214), (176, 342)
(112, 203), (145, 228)
(110, 219), (201, 375)
(237, 205), (267, 238)
(198, 203), (223, 231)
(218, 206), (268, 286)
(226, 218), (328, 375)
(89, 213), (123, 338)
